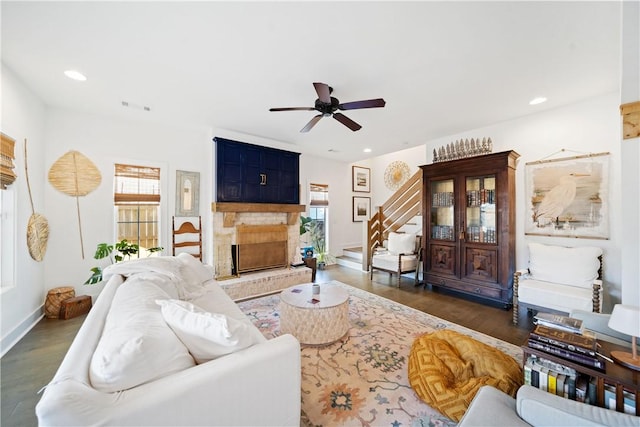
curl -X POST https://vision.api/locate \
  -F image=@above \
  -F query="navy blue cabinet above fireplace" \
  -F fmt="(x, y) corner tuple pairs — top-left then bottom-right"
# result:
(214, 137), (300, 204)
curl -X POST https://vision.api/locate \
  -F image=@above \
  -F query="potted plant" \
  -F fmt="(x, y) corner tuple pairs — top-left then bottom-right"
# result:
(84, 239), (162, 284)
(307, 220), (334, 269)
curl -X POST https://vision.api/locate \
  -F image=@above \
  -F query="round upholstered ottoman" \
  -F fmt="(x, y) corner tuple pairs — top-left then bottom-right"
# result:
(408, 329), (522, 422)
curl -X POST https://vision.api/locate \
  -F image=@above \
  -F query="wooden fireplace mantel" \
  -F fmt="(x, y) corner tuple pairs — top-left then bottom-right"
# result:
(211, 202), (306, 227)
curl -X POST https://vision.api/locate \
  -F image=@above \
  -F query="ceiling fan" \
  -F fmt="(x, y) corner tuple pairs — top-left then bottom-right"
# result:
(269, 82), (385, 133)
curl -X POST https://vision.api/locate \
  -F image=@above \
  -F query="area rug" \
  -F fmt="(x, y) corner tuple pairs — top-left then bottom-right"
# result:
(237, 280), (523, 427)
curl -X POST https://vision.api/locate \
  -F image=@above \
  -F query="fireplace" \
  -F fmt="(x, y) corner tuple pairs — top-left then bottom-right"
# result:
(234, 224), (288, 273)
(211, 202), (306, 279)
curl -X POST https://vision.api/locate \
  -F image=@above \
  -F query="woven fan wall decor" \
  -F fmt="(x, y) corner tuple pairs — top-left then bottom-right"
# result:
(48, 150), (101, 259)
(24, 139), (49, 261)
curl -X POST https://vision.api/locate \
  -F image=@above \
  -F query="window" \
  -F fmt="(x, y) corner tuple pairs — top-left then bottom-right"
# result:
(114, 163), (161, 255)
(309, 183), (328, 249)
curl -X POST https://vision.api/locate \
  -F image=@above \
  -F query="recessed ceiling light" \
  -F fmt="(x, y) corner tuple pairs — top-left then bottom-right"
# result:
(64, 70), (87, 81)
(529, 97), (547, 105)
(363, 148), (372, 153)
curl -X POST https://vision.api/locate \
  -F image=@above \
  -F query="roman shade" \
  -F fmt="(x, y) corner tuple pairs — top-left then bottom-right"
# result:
(309, 183), (328, 206)
(114, 163), (160, 204)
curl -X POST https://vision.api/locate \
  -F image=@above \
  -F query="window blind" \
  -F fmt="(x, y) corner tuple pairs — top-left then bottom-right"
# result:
(0, 133), (17, 190)
(309, 183), (329, 206)
(114, 163), (160, 204)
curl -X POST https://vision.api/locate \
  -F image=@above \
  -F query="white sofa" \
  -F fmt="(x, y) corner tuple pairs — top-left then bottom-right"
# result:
(36, 254), (301, 426)
(513, 243), (603, 325)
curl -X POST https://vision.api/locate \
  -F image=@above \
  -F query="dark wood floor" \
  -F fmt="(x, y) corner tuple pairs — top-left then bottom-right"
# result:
(0, 264), (535, 427)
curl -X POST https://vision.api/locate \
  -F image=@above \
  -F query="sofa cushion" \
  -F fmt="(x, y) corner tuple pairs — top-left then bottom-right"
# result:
(517, 385), (639, 426)
(177, 252), (213, 284)
(388, 232), (416, 255)
(518, 278), (596, 313)
(157, 299), (259, 364)
(89, 279), (195, 393)
(371, 253), (418, 271)
(528, 243), (602, 289)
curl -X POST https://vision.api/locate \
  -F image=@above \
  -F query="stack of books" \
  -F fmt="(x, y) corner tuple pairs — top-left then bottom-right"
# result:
(528, 313), (605, 370)
(524, 355), (579, 399)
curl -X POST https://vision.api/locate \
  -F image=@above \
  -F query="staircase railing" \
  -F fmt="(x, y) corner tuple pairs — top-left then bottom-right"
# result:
(363, 170), (422, 271)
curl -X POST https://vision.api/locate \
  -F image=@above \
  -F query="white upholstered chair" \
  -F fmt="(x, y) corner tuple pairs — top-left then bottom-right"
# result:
(370, 232), (421, 287)
(513, 242), (603, 325)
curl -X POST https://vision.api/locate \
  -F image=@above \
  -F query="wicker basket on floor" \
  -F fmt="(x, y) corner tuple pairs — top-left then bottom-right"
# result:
(44, 286), (75, 319)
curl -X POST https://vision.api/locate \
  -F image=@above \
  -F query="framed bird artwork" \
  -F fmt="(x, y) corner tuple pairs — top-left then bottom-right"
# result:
(525, 151), (610, 239)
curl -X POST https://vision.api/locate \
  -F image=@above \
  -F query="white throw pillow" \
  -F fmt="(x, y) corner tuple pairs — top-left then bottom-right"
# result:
(528, 242), (603, 288)
(177, 252), (212, 283)
(172, 253), (212, 300)
(90, 280), (195, 393)
(157, 299), (258, 364)
(387, 232), (416, 255)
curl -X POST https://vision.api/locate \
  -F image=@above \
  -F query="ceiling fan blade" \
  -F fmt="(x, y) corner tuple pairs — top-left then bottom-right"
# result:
(338, 98), (386, 110)
(269, 107), (315, 112)
(300, 114), (323, 133)
(333, 113), (362, 131)
(313, 82), (332, 104)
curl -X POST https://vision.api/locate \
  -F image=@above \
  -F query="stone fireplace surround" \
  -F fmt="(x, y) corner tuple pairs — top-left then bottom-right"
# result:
(211, 202), (311, 299)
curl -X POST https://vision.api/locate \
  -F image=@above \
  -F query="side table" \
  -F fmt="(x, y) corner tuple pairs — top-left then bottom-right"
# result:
(279, 283), (349, 346)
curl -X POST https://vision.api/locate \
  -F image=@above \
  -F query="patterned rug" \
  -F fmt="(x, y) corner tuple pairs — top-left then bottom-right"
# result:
(237, 280), (522, 427)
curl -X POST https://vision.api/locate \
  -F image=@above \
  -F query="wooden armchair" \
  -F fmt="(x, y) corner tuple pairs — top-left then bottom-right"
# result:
(370, 232), (421, 287)
(513, 242), (603, 325)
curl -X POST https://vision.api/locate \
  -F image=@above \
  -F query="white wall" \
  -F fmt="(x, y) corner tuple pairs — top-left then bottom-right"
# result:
(620, 1), (640, 306)
(42, 109), (212, 297)
(1, 64), (47, 355)
(366, 92), (623, 310)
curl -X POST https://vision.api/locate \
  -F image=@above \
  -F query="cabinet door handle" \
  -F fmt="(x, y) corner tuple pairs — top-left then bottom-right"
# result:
(260, 173), (267, 185)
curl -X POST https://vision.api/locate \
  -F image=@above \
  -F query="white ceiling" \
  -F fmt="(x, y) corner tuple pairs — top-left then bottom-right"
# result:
(1, 1), (621, 163)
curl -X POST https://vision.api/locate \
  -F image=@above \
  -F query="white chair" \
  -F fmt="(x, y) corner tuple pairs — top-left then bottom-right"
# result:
(513, 242), (603, 325)
(370, 232), (421, 287)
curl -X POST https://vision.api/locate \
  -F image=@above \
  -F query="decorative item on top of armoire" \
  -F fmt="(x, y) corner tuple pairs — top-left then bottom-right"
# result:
(432, 137), (493, 163)
(421, 150), (519, 309)
(24, 139), (49, 261)
(48, 150), (101, 259)
(384, 160), (410, 191)
(175, 170), (200, 217)
(1, 132), (17, 189)
(524, 150), (610, 239)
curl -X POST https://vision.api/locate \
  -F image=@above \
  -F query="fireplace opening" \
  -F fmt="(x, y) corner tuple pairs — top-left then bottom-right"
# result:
(233, 224), (289, 274)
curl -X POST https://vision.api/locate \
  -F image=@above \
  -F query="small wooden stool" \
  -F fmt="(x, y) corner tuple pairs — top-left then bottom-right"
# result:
(44, 286), (75, 319)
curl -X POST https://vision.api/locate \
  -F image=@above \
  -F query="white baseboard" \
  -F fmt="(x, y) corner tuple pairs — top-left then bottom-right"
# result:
(1, 305), (44, 358)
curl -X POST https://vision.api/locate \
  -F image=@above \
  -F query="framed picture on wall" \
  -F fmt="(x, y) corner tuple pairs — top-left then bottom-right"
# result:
(176, 170), (200, 217)
(524, 152), (609, 239)
(352, 165), (370, 193)
(352, 196), (371, 222)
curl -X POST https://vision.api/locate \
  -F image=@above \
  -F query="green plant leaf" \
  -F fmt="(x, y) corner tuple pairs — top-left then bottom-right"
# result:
(94, 243), (114, 260)
(84, 266), (103, 285)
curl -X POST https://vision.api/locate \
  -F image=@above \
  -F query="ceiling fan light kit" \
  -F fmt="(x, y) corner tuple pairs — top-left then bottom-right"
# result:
(269, 82), (385, 133)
